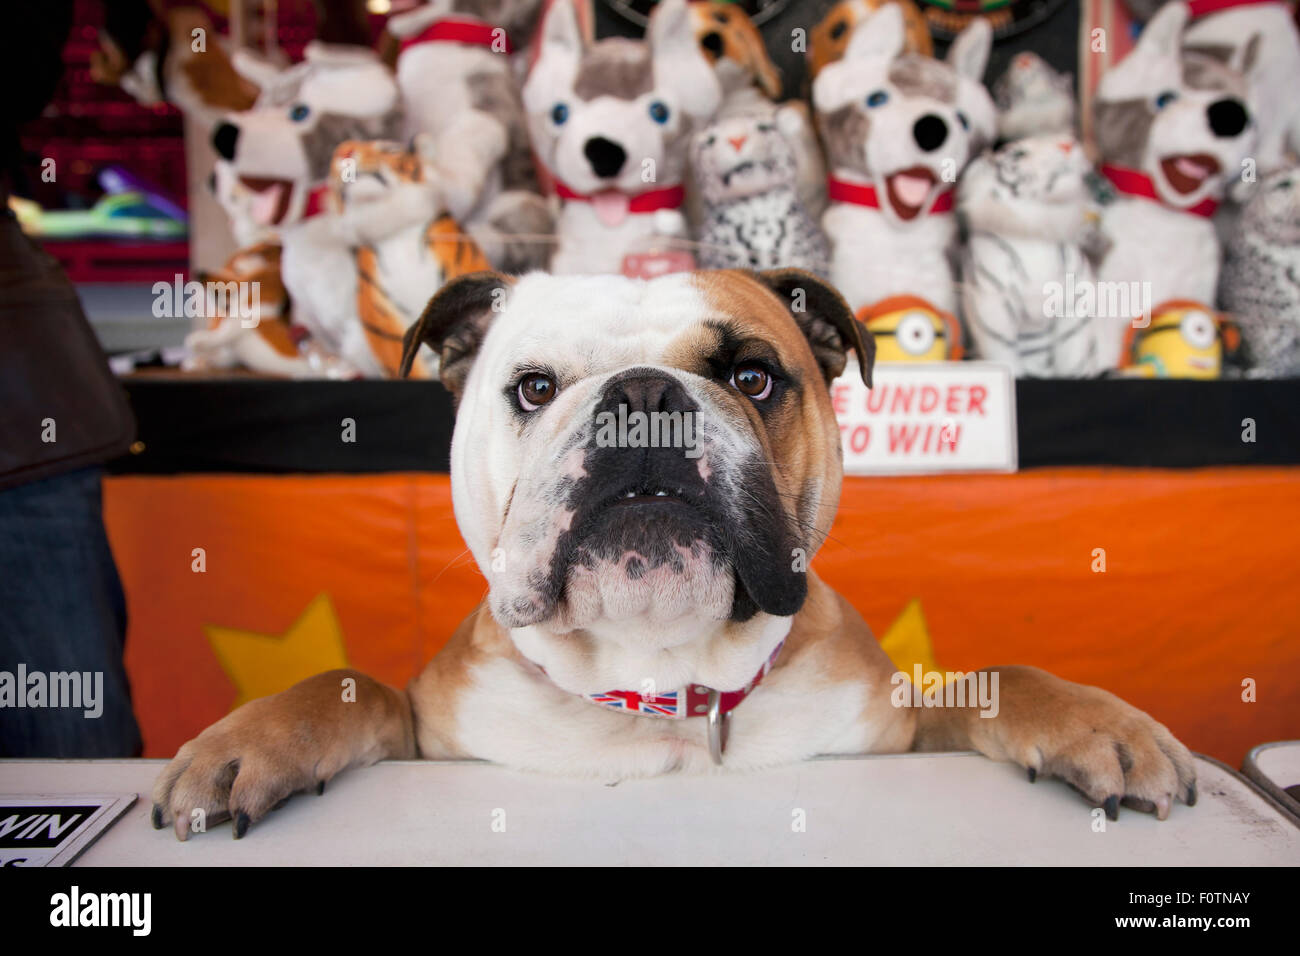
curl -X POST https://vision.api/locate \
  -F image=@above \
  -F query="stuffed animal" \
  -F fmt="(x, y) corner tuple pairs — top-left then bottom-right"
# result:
(1117, 301), (1240, 377)
(386, 0), (553, 273)
(807, 0), (933, 79)
(213, 42), (403, 378)
(1220, 166), (1300, 376)
(687, 2), (829, 225)
(993, 51), (1076, 143)
(959, 135), (1100, 377)
(1127, 0), (1300, 173)
(812, 3), (994, 319)
(857, 296), (964, 361)
(522, 0), (722, 274)
(1091, 2), (1256, 370)
(330, 139), (491, 378)
(691, 110), (830, 274)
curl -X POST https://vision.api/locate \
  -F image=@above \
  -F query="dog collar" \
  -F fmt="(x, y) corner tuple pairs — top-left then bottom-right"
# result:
(1186, 0), (1282, 17)
(1100, 164), (1219, 218)
(553, 179), (686, 212)
(398, 16), (513, 55)
(827, 175), (954, 215)
(568, 639), (785, 764)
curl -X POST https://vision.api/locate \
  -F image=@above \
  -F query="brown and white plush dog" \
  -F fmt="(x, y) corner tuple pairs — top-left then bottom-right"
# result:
(152, 267), (1196, 841)
(522, 0), (721, 273)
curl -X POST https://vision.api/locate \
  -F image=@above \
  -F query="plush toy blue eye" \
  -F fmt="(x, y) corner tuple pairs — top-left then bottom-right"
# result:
(649, 101), (671, 124)
(866, 90), (889, 108)
(957, 111), (970, 131)
(551, 102), (569, 125)
(1155, 90), (1179, 109)
(289, 103), (311, 122)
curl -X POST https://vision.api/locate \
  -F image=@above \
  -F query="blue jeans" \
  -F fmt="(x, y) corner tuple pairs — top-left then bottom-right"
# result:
(0, 466), (142, 756)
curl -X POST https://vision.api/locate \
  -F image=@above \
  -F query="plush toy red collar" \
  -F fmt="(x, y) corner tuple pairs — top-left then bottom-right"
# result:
(1186, 0), (1282, 17)
(301, 184), (331, 220)
(552, 179), (686, 227)
(826, 176), (955, 215)
(1100, 164), (1220, 218)
(398, 16), (513, 55)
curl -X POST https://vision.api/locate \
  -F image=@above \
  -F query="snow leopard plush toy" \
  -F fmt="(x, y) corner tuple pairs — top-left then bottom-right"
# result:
(958, 134), (1101, 377)
(1220, 167), (1300, 377)
(691, 109), (831, 275)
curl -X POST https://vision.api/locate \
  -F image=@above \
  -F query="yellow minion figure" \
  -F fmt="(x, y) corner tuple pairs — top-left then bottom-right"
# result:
(856, 295), (964, 362)
(1120, 300), (1239, 379)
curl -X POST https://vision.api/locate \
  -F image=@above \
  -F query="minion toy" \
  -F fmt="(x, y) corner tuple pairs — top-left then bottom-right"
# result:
(1120, 301), (1240, 379)
(857, 296), (965, 363)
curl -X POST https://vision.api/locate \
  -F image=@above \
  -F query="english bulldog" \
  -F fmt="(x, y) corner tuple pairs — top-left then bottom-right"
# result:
(151, 268), (1196, 840)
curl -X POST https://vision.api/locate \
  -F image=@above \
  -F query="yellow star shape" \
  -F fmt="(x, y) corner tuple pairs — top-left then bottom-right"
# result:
(206, 593), (351, 710)
(877, 598), (943, 678)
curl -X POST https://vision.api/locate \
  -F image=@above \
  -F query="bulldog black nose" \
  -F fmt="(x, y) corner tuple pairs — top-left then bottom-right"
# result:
(912, 114), (949, 152)
(600, 369), (693, 418)
(212, 122), (240, 161)
(1208, 98), (1249, 138)
(584, 136), (627, 179)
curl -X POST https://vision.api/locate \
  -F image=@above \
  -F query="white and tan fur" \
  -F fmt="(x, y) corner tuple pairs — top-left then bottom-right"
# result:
(153, 268), (1197, 840)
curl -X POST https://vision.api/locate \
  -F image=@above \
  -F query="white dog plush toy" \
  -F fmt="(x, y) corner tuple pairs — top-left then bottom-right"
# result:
(1091, 1), (1256, 369)
(812, 3), (994, 316)
(959, 135), (1100, 376)
(212, 43), (403, 378)
(522, 0), (722, 274)
(386, 0), (553, 272)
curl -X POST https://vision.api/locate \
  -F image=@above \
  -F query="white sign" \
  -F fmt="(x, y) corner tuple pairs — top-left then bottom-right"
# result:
(831, 362), (1018, 475)
(0, 794), (136, 866)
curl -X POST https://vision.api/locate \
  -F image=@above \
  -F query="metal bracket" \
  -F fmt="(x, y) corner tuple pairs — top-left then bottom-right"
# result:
(706, 689), (731, 765)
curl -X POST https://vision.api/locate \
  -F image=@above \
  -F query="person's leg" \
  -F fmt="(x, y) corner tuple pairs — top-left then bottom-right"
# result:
(0, 465), (142, 756)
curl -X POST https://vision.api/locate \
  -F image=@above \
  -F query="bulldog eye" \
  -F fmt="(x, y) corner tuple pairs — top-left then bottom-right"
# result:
(649, 101), (671, 124)
(866, 90), (889, 108)
(730, 362), (773, 400)
(1155, 90), (1179, 110)
(551, 102), (569, 125)
(517, 373), (559, 411)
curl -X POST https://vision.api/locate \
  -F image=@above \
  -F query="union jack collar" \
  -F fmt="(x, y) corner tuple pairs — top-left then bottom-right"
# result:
(398, 16), (513, 55)
(1099, 164), (1219, 218)
(582, 639), (786, 764)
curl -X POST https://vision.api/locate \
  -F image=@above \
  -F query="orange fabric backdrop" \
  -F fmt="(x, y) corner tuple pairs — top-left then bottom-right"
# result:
(102, 468), (1300, 765)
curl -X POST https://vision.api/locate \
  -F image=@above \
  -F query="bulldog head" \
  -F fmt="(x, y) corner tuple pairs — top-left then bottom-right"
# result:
(401, 269), (873, 646)
(1093, 2), (1255, 209)
(522, 0), (721, 223)
(211, 43), (401, 229)
(813, 3), (994, 224)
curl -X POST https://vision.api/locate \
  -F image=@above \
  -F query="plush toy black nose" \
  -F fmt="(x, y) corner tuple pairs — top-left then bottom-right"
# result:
(1207, 98), (1248, 138)
(700, 31), (724, 56)
(584, 136), (627, 179)
(913, 114), (949, 152)
(212, 122), (240, 161)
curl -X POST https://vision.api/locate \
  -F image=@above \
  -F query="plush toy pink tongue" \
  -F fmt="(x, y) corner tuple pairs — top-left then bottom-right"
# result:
(884, 166), (937, 221)
(591, 190), (631, 227)
(1159, 153), (1220, 196)
(240, 176), (293, 226)
(892, 173), (931, 207)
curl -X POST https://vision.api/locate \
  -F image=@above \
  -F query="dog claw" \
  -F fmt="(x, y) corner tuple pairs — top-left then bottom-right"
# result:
(316, 780), (326, 796)
(1185, 782), (1197, 807)
(233, 811), (251, 839)
(1026, 767), (1037, 783)
(151, 804), (164, 829)
(1102, 795), (1120, 821)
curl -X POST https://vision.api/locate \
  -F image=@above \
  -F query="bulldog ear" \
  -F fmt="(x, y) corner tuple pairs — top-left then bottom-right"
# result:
(753, 269), (875, 388)
(946, 16), (992, 82)
(844, 3), (906, 63)
(401, 271), (512, 397)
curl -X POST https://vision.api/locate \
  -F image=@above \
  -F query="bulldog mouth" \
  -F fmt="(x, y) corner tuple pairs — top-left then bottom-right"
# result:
(884, 166), (938, 221)
(1159, 154), (1220, 196)
(239, 176), (294, 226)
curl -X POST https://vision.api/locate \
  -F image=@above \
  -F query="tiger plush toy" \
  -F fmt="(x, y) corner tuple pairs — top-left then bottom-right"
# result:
(330, 138), (491, 378)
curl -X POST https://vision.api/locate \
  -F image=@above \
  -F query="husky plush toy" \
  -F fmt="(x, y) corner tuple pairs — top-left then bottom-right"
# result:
(522, 0), (722, 274)
(386, 0), (553, 272)
(212, 43), (403, 378)
(330, 139), (491, 378)
(1220, 166), (1300, 376)
(1128, 0), (1300, 172)
(1091, 2), (1256, 369)
(993, 51), (1075, 143)
(812, 3), (994, 315)
(691, 110), (830, 275)
(959, 135), (1100, 376)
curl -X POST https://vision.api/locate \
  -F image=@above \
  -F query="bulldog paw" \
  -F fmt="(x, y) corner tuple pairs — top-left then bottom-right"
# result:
(150, 694), (330, 841)
(972, 666), (1197, 820)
